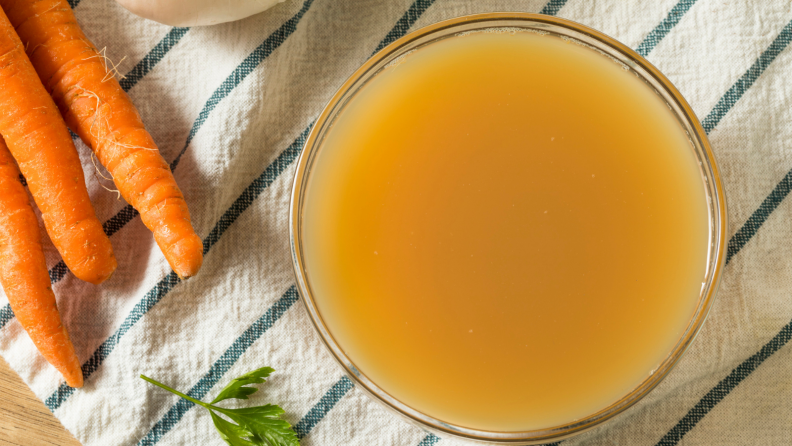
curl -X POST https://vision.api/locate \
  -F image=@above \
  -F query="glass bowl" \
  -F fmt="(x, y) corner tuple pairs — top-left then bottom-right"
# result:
(289, 13), (727, 444)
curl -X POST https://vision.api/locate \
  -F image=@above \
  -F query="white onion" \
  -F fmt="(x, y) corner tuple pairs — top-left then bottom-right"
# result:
(115, 0), (286, 27)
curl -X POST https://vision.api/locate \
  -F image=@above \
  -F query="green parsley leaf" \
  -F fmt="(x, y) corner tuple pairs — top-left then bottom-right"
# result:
(141, 368), (299, 446)
(210, 411), (257, 446)
(215, 405), (297, 446)
(211, 366), (274, 404)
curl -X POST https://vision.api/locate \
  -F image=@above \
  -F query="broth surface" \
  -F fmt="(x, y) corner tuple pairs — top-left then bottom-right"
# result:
(302, 30), (708, 431)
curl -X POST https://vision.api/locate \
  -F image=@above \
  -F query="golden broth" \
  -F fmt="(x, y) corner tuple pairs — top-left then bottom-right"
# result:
(302, 30), (708, 431)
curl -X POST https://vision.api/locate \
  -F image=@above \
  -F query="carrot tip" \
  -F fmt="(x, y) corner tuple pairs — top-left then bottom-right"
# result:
(174, 267), (197, 281)
(64, 367), (84, 388)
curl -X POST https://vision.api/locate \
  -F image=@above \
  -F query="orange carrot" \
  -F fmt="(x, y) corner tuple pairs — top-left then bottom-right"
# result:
(0, 6), (115, 285)
(1, 0), (203, 279)
(0, 136), (82, 388)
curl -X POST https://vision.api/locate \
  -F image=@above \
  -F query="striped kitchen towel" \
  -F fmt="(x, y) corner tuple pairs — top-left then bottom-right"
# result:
(0, 0), (791, 444)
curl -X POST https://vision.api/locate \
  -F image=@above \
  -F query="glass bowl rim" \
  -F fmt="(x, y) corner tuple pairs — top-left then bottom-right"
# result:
(289, 12), (728, 444)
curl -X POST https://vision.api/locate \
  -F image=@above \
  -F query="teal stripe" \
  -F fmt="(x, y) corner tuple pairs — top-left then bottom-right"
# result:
(726, 171), (792, 265)
(44, 272), (180, 412)
(702, 19), (792, 134)
(293, 377), (355, 438)
(44, 124), (313, 412)
(635, 0), (698, 57)
(120, 28), (191, 92)
(0, 305), (12, 331)
(657, 320), (792, 445)
(137, 284), (350, 445)
(45, 271), (181, 411)
(417, 434), (441, 446)
(539, 0), (569, 16)
(416, 433), (560, 445)
(172, 0), (314, 172)
(137, 286), (299, 446)
(372, 0), (438, 55)
(200, 123), (310, 255)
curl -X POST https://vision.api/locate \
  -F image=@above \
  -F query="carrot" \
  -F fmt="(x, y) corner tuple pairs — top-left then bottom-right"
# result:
(1, 0), (203, 279)
(0, 6), (115, 285)
(0, 136), (83, 388)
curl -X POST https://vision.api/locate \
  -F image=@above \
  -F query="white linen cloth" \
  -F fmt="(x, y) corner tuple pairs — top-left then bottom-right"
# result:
(1, 0), (791, 444)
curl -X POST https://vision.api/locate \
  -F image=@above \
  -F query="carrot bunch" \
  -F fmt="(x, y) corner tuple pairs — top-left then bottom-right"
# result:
(0, 0), (202, 387)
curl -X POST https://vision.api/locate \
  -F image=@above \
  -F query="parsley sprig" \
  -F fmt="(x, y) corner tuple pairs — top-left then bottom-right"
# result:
(141, 367), (299, 446)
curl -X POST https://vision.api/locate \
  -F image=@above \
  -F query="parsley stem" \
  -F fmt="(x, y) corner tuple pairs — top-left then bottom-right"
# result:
(139, 374), (210, 409)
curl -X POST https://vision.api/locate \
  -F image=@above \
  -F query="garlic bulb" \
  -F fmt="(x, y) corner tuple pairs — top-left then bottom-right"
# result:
(115, 0), (286, 27)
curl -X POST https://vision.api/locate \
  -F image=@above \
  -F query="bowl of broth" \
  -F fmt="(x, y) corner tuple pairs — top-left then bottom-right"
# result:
(290, 13), (726, 444)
